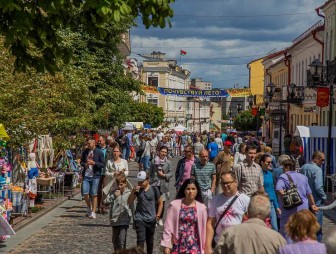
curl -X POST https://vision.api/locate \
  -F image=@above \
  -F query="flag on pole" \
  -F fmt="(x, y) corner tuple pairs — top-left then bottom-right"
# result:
(180, 49), (187, 56)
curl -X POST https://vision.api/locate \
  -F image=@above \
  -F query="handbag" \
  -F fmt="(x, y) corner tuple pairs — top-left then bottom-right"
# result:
(212, 193), (239, 247)
(282, 173), (303, 210)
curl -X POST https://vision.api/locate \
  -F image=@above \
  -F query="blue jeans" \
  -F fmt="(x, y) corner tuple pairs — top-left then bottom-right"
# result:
(141, 156), (150, 171)
(122, 146), (130, 160)
(82, 176), (100, 196)
(270, 203), (278, 231)
(316, 201), (323, 242)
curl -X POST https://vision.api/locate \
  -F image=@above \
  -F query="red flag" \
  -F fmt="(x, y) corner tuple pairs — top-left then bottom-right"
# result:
(316, 87), (329, 107)
(180, 49), (187, 56)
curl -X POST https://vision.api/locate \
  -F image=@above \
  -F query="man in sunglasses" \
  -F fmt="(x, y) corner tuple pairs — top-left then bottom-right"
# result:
(300, 150), (326, 242)
(205, 170), (250, 254)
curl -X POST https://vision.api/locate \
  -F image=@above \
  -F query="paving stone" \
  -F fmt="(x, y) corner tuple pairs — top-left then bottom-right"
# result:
(8, 158), (179, 254)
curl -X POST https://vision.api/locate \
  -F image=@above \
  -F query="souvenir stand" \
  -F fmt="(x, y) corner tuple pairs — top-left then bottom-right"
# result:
(0, 124), (16, 241)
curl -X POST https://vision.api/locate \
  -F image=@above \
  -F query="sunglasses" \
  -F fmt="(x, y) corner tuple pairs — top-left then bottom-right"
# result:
(221, 180), (235, 186)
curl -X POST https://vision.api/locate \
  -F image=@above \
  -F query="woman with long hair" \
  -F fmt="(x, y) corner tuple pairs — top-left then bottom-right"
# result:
(259, 154), (280, 231)
(279, 210), (326, 253)
(161, 178), (207, 254)
(148, 146), (172, 226)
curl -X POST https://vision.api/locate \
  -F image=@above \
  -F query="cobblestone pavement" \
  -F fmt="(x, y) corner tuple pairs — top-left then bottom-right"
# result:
(6, 157), (336, 253)
(8, 158), (178, 254)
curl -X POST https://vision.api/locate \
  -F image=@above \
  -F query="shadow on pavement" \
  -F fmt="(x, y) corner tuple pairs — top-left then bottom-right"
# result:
(78, 223), (110, 227)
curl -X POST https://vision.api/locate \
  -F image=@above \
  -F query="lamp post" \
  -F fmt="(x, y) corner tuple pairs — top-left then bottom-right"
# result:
(267, 81), (303, 155)
(186, 113), (192, 131)
(228, 109), (233, 129)
(308, 59), (335, 176)
(237, 103), (242, 113)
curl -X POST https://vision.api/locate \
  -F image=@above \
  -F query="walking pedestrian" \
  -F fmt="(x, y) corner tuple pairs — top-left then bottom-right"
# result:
(213, 193), (286, 254)
(175, 145), (199, 190)
(161, 178), (207, 254)
(140, 135), (151, 171)
(233, 142), (246, 166)
(205, 170), (250, 253)
(233, 145), (264, 197)
(279, 210), (327, 254)
(104, 174), (133, 251)
(80, 138), (106, 219)
(207, 137), (219, 162)
(300, 151), (327, 242)
(276, 159), (318, 239)
(97, 135), (113, 214)
(259, 154), (280, 231)
(148, 146), (172, 226)
(128, 171), (163, 254)
(193, 137), (204, 158)
(103, 145), (129, 200)
(191, 149), (216, 208)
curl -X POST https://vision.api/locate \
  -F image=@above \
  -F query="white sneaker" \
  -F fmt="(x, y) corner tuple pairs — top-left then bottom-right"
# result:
(158, 219), (163, 226)
(86, 207), (92, 217)
(90, 212), (96, 219)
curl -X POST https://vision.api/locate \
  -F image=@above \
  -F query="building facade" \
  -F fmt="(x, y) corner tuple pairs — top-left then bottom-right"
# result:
(141, 52), (191, 130)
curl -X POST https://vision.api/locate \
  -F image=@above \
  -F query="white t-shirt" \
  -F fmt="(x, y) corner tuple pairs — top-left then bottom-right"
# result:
(157, 132), (164, 141)
(85, 150), (94, 177)
(208, 192), (250, 242)
(215, 138), (223, 149)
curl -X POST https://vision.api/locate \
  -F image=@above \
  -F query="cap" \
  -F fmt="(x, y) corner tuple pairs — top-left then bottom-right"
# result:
(135, 171), (147, 181)
(224, 141), (232, 146)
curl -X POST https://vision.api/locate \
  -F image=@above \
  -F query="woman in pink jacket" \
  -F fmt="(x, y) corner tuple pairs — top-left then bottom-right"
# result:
(161, 178), (207, 254)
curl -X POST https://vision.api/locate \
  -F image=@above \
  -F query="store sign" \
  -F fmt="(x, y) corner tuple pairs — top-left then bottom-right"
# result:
(316, 87), (329, 108)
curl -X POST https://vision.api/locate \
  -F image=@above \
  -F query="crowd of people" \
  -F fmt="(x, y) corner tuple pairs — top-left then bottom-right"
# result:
(79, 129), (336, 254)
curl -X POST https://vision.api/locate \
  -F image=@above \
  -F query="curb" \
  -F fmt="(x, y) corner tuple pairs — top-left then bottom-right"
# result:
(12, 189), (81, 232)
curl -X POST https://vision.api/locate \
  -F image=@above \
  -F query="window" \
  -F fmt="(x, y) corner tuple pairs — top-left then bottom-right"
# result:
(148, 76), (158, 87)
(147, 95), (158, 106)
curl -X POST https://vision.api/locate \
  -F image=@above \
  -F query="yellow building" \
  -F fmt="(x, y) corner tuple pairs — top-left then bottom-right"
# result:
(247, 58), (264, 105)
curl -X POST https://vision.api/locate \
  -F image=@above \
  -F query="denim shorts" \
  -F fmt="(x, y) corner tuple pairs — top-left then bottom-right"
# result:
(82, 176), (100, 196)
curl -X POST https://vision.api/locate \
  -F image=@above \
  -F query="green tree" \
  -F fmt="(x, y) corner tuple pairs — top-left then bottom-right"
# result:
(233, 110), (263, 132)
(129, 102), (164, 128)
(0, 0), (174, 73)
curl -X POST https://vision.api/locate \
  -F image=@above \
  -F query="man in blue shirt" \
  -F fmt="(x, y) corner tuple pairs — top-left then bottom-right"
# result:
(300, 150), (326, 242)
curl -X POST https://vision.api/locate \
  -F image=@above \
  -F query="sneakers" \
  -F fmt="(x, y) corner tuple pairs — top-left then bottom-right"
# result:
(86, 207), (92, 217)
(89, 212), (96, 219)
(158, 219), (163, 226)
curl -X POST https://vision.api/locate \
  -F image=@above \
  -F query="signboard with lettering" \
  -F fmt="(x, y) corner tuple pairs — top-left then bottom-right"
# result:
(157, 87), (229, 97)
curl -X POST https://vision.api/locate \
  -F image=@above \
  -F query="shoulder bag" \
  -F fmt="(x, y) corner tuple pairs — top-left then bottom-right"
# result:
(212, 193), (239, 247)
(282, 173), (303, 210)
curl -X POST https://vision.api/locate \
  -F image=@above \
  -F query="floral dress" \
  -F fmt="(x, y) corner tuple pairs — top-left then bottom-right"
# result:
(172, 203), (201, 254)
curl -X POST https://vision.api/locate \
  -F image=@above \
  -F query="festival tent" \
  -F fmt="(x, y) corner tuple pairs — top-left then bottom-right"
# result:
(174, 125), (187, 133)
(294, 126), (336, 174)
(122, 122), (135, 131)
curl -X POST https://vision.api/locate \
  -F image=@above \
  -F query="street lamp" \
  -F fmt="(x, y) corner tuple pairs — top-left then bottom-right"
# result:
(267, 81), (303, 155)
(308, 59), (336, 176)
(237, 103), (242, 113)
(228, 109), (232, 129)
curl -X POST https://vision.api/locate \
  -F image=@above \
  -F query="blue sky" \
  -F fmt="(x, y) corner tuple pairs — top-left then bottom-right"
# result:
(131, 0), (323, 89)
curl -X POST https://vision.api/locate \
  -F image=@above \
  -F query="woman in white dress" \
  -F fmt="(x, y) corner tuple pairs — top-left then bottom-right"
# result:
(103, 145), (130, 197)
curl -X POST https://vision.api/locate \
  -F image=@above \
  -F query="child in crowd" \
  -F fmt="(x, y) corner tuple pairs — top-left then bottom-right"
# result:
(104, 174), (133, 252)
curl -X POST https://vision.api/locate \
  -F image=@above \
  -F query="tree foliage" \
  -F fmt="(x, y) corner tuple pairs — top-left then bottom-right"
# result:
(232, 110), (263, 132)
(128, 102), (165, 128)
(0, 0), (174, 73)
